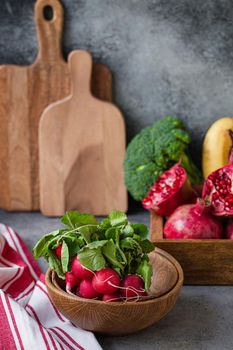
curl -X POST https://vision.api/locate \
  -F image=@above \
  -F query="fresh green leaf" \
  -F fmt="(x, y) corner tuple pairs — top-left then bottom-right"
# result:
(108, 210), (128, 227)
(77, 236), (86, 248)
(122, 224), (134, 237)
(84, 240), (108, 249)
(62, 235), (76, 242)
(120, 237), (142, 255)
(105, 227), (119, 242)
(102, 240), (124, 270)
(124, 251), (134, 274)
(56, 229), (76, 246)
(61, 241), (69, 273)
(79, 225), (98, 244)
(61, 211), (98, 228)
(49, 235), (65, 250)
(65, 238), (80, 257)
(90, 233), (97, 241)
(136, 257), (152, 291)
(78, 247), (106, 271)
(120, 238), (134, 250)
(138, 240), (155, 254)
(48, 251), (64, 278)
(100, 218), (111, 228)
(131, 224), (148, 239)
(33, 230), (60, 259)
(133, 234), (143, 243)
(114, 267), (122, 276)
(116, 245), (127, 265)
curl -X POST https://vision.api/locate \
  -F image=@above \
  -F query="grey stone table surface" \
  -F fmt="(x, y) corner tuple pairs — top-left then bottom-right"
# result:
(0, 209), (232, 350)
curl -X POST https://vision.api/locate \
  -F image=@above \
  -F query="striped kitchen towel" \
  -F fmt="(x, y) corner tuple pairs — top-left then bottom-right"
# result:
(0, 224), (102, 350)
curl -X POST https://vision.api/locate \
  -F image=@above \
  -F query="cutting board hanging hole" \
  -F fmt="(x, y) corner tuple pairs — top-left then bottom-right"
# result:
(43, 5), (54, 21)
(35, 0), (63, 62)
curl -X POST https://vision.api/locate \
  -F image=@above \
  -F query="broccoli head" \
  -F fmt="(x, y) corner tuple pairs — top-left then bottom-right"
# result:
(124, 116), (203, 201)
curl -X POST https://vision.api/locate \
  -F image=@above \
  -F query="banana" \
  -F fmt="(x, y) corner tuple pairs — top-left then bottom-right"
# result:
(202, 117), (233, 178)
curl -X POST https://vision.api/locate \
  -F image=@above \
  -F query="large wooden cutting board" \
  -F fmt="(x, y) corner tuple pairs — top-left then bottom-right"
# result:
(39, 50), (127, 216)
(0, 0), (112, 211)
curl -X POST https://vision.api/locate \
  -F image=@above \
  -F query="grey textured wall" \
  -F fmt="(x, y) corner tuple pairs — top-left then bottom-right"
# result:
(1, 0), (233, 167)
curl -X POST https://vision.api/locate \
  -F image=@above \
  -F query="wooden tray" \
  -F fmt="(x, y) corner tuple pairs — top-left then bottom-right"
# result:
(150, 211), (233, 285)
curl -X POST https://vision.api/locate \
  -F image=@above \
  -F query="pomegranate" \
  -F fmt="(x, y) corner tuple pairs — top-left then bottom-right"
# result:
(164, 199), (223, 239)
(202, 143), (233, 216)
(142, 163), (196, 217)
(226, 220), (233, 239)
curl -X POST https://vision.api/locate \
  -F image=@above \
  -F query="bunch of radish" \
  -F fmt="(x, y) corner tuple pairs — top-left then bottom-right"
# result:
(33, 210), (154, 299)
(63, 255), (147, 301)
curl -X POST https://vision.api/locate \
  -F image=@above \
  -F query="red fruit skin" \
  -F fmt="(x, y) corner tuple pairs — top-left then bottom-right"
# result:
(164, 199), (223, 239)
(202, 160), (233, 216)
(78, 280), (99, 299)
(102, 293), (121, 302)
(71, 257), (93, 280)
(120, 274), (146, 299)
(92, 268), (121, 294)
(65, 272), (80, 291)
(55, 244), (62, 258)
(226, 221), (233, 239)
(142, 164), (196, 217)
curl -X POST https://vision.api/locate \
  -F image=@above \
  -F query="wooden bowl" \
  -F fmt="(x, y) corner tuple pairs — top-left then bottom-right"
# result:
(45, 247), (183, 335)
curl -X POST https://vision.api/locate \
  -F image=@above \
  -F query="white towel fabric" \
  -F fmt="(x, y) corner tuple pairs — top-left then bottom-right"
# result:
(0, 223), (102, 350)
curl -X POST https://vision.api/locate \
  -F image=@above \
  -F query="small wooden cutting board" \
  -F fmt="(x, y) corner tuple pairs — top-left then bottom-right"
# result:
(0, 0), (112, 211)
(39, 50), (127, 216)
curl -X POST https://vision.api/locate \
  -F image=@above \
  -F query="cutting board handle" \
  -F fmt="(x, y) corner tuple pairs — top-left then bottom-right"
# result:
(69, 50), (93, 96)
(35, 0), (64, 62)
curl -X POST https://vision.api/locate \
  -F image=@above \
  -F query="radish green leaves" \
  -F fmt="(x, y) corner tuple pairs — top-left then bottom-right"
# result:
(33, 210), (155, 290)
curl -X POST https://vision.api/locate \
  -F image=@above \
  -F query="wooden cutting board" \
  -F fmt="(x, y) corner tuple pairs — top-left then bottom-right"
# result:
(39, 50), (127, 216)
(0, 0), (112, 211)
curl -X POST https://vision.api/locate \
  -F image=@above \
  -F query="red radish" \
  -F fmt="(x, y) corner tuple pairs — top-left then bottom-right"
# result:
(92, 268), (120, 294)
(120, 274), (147, 299)
(164, 199), (223, 239)
(142, 163), (196, 217)
(71, 257), (93, 280)
(55, 244), (62, 258)
(78, 279), (99, 299)
(65, 272), (80, 291)
(102, 293), (121, 302)
(202, 145), (233, 216)
(226, 220), (233, 239)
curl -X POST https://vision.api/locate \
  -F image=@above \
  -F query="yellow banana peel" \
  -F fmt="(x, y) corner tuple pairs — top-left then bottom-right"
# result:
(202, 117), (233, 178)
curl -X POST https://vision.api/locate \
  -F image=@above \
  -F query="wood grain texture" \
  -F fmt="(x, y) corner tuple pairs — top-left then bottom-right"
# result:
(150, 210), (233, 284)
(39, 50), (127, 216)
(45, 248), (183, 335)
(0, 0), (112, 211)
(148, 248), (178, 297)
